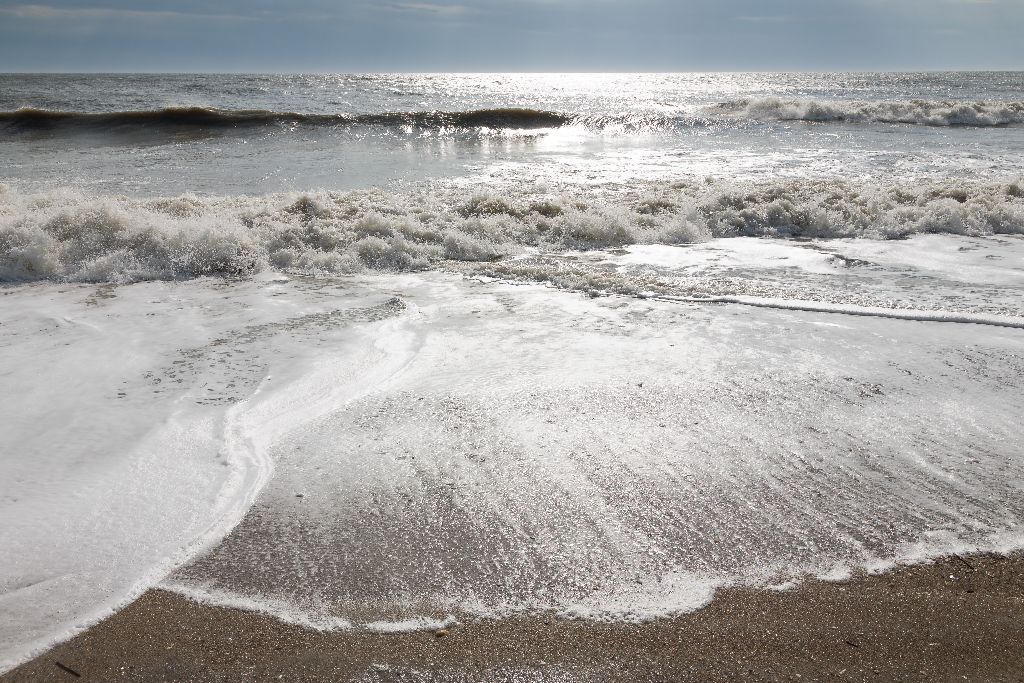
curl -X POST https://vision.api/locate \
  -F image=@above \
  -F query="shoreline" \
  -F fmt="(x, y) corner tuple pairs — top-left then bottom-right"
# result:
(4, 552), (1022, 682)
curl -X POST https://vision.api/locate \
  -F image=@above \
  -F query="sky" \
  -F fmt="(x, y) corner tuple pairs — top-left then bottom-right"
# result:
(0, 0), (1021, 72)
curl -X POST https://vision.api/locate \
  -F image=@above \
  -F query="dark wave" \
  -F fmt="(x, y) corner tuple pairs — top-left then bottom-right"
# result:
(7, 99), (1017, 139)
(0, 106), (573, 135)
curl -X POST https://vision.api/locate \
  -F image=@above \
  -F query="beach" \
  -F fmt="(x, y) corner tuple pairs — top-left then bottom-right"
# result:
(2, 73), (1024, 678)
(4, 553), (1022, 682)
(2, 253), (1023, 675)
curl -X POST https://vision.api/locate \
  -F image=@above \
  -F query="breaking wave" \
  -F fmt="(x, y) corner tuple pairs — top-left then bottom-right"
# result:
(715, 98), (1024, 127)
(1, 177), (1022, 283)
(4, 99), (1021, 139)
(0, 106), (700, 139)
(0, 106), (573, 135)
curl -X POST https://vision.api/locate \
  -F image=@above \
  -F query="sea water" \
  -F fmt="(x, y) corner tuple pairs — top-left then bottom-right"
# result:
(1, 73), (1023, 671)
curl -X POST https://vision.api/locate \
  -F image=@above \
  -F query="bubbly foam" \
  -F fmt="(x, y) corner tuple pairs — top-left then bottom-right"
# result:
(155, 274), (1024, 636)
(160, 527), (1024, 633)
(2, 178), (1022, 284)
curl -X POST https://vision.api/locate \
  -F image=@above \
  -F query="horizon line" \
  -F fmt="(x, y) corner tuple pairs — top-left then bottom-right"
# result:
(3, 68), (1024, 75)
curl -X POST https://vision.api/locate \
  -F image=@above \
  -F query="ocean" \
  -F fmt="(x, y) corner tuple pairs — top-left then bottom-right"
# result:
(2, 73), (1023, 671)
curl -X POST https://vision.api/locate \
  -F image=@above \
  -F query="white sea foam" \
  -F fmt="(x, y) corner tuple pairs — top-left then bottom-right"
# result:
(160, 580), (354, 631)
(160, 529), (1024, 635)
(719, 98), (1024, 127)
(658, 295), (1024, 329)
(153, 270), (1024, 644)
(554, 574), (723, 623)
(0, 283), (273, 671)
(363, 616), (460, 634)
(161, 581), (459, 634)
(4, 71), (1024, 674)
(2, 178), (1022, 283)
(4, 253), (1024, 670)
(0, 277), (420, 672)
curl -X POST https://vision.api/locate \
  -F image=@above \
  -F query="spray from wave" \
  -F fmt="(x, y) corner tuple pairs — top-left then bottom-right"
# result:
(1, 178), (1022, 283)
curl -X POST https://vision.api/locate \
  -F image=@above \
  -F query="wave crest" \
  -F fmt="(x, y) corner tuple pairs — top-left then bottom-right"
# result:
(5, 99), (1020, 138)
(0, 106), (572, 135)
(716, 98), (1024, 127)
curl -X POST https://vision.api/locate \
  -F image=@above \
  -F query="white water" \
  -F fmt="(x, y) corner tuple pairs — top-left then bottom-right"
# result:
(0, 276), (412, 669)
(3, 69), (1024, 674)
(2, 179), (1023, 284)
(2, 236), (1024, 670)
(165, 262), (1024, 630)
(719, 97), (1024, 126)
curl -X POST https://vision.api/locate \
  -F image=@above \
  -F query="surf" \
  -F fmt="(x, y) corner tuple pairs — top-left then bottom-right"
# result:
(2, 178), (1022, 284)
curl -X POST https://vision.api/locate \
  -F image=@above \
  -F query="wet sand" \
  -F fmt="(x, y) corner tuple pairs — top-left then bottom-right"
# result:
(4, 553), (1022, 682)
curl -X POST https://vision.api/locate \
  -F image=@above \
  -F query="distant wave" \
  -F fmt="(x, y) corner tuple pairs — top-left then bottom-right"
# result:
(0, 106), (574, 135)
(714, 98), (1024, 127)
(0, 106), (699, 137)
(2, 177), (1022, 284)
(4, 99), (1021, 138)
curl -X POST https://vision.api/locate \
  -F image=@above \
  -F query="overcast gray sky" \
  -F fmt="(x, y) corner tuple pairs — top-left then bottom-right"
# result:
(0, 0), (1021, 72)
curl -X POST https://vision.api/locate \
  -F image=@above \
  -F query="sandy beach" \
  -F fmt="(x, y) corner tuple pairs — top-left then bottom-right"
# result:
(3, 69), (1024, 683)
(4, 552), (1022, 682)
(3, 261), (1023, 678)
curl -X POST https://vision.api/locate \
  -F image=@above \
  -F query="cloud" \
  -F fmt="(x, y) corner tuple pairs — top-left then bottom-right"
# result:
(737, 15), (795, 23)
(0, 3), (249, 21)
(387, 2), (474, 15)
(1, 0), (1021, 70)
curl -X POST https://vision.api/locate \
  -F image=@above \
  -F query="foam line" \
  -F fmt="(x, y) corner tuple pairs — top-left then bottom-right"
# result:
(161, 581), (460, 634)
(659, 294), (1024, 329)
